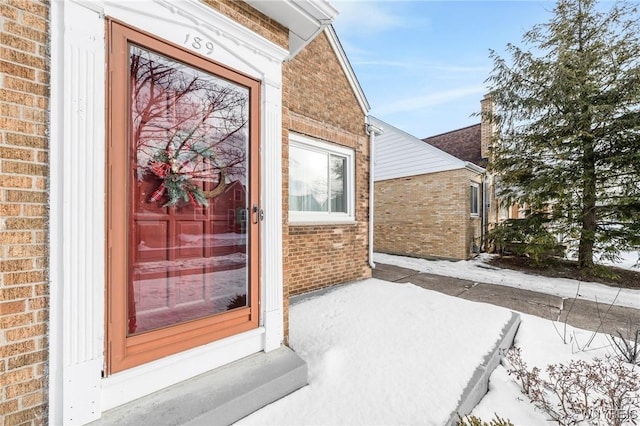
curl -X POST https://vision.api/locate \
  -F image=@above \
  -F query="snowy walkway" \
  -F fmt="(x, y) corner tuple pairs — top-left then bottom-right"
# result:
(373, 261), (640, 336)
(235, 254), (639, 425)
(237, 279), (515, 425)
(374, 252), (640, 310)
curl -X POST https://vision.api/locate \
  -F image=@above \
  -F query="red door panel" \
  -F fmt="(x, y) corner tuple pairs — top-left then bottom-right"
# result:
(107, 21), (261, 373)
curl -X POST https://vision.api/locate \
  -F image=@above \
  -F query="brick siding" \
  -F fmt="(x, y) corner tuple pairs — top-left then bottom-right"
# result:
(1, 1), (50, 425)
(282, 32), (370, 339)
(284, 32), (364, 136)
(423, 124), (487, 169)
(196, 3), (371, 346)
(201, 0), (288, 49)
(375, 169), (482, 260)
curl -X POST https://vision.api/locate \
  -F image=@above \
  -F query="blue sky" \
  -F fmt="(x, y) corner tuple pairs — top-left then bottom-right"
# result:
(331, 1), (558, 138)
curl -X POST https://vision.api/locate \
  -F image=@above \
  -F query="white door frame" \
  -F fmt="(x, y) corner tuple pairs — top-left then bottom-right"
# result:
(49, 1), (286, 423)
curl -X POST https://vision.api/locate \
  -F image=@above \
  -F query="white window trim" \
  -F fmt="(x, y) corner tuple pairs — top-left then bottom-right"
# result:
(470, 182), (480, 217)
(288, 133), (355, 224)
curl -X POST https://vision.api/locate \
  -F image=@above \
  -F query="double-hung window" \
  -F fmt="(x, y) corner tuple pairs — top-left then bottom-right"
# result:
(289, 133), (355, 223)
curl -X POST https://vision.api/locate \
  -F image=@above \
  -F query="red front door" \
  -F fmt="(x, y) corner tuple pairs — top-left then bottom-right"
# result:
(107, 21), (260, 373)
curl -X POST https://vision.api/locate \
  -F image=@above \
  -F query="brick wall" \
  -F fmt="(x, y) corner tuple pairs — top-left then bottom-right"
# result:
(202, 0), (288, 49)
(284, 32), (364, 137)
(282, 32), (370, 306)
(374, 169), (482, 260)
(284, 113), (370, 298)
(480, 94), (494, 161)
(196, 9), (370, 342)
(0, 1), (50, 425)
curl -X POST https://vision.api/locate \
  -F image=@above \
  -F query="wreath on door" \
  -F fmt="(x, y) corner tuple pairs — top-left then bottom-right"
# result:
(146, 141), (227, 208)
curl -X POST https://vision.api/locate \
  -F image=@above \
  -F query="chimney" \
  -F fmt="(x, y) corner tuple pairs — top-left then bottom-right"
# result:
(480, 94), (495, 160)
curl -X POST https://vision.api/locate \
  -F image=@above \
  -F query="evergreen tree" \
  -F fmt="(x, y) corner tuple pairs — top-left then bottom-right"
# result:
(486, 0), (640, 269)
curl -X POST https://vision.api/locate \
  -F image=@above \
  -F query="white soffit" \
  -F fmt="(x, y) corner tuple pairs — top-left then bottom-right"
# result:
(244, 0), (339, 58)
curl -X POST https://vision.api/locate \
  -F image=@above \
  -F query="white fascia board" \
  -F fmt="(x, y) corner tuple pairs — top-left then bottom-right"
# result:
(244, 0), (338, 58)
(325, 26), (370, 115)
(365, 116), (384, 135)
(298, 0), (340, 21)
(368, 116), (387, 135)
(465, 161), (486, 174)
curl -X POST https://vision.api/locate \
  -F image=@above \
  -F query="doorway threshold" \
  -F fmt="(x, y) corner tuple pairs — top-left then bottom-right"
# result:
(93, 346), (307, 426)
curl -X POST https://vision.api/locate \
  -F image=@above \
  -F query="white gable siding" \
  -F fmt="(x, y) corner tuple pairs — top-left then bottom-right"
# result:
(371, 116), (471, 182)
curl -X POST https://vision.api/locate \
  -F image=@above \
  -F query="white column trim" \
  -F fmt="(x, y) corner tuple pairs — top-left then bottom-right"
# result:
(49, 2), (64, 424)
(262, 82), (284, 351)
(49, 3), (106, 424)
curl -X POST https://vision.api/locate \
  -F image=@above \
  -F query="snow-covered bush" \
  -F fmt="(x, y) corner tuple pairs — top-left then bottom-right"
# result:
(504, 347), (640, 425)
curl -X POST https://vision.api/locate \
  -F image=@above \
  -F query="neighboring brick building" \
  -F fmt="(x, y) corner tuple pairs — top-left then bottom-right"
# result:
(1, 1), (373, 424)
(371, 117), (485, 260)
(422, 95), (496, 170)
(424, 95), (518, 229)
(423, 123), (487, 168)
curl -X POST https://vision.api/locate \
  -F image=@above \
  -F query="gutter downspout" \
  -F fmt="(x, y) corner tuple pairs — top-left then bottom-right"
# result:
(365, 119), (384, 269)
(482, 173), (488, 251)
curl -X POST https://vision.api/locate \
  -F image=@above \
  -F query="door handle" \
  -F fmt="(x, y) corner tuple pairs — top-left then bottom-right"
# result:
(252, 205), (263, 224)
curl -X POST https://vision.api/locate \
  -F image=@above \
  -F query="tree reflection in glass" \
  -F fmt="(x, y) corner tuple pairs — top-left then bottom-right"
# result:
(127, 44), (251, 335)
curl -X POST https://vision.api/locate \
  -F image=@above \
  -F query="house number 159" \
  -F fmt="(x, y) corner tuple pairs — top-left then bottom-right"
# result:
(184, 33), (214, 55)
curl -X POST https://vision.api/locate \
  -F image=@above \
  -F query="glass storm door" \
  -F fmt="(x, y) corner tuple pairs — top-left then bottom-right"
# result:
(107, 22), (260, 373)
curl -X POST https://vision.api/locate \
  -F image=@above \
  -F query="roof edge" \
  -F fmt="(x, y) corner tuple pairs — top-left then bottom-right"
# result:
(244, 0), (339, 59)
(324, 25), (370, 114)
(374, 164), (468, 182)
(422, 122), (481, 141)
(370, 116), (472, 168)
(465, 162), (486, 174)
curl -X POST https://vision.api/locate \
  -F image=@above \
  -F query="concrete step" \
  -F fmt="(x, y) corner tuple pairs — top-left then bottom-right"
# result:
(94, 346), (307, 426)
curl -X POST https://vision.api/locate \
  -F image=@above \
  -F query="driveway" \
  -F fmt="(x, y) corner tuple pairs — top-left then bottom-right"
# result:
(373, 262), (640, 338)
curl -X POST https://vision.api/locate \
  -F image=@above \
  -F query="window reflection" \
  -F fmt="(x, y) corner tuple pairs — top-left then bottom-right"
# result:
(289, 145), (349, 214)
(127, 44), (251, 335)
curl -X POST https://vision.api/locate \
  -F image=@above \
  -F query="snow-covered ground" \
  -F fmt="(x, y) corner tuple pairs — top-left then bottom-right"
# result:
(598, 250), (640, 270)
(234, 253), (639, 425)
(374, 252), (640, 310)
(471, 312), (619, 424)
(238, 278), (515, 425)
